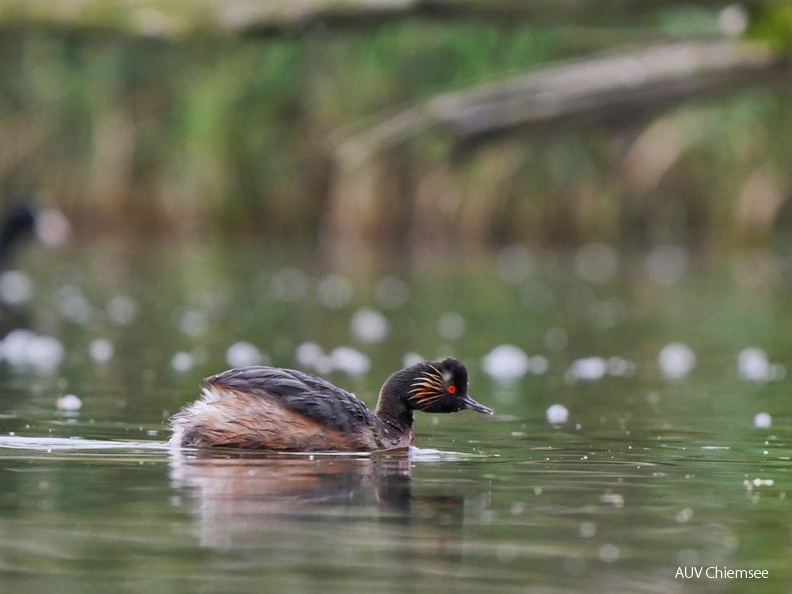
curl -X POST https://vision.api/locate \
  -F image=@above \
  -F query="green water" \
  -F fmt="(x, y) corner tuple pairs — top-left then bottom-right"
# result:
(0, 242), (790, 593)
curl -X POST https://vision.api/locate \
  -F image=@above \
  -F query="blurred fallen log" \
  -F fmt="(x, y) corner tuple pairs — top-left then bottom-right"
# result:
(325, 41), (792, 259)
(335, 40), (791, 165)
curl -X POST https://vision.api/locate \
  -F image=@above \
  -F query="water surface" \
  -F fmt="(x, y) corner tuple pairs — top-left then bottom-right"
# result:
(0, 243), (790, 593)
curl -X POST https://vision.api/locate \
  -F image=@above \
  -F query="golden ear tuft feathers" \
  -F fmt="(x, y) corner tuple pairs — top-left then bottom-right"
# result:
(409, 365), (452, 406)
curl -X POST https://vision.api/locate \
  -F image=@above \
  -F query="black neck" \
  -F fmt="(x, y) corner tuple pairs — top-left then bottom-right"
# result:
(374, 392), (413, 437)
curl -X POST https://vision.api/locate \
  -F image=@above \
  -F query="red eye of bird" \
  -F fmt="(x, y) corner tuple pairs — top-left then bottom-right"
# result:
(447, 385), (457, 394)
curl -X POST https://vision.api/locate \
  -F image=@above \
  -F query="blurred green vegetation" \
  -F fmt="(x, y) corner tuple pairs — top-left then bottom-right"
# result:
(747, 4), (792, 51)
(0, 3), (791, 250)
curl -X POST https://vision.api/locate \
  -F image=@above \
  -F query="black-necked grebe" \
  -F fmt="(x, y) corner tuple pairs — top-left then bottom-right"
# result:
(0, 204), (36, 269)
(169, 357), (492, 452)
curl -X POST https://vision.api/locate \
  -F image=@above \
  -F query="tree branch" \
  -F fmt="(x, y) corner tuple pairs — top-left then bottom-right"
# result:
(324, 40), (791, 259)
(335, 40), (791, 166)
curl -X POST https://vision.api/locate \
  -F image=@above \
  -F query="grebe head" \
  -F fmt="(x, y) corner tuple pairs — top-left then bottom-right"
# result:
(384, 357), (493, 415)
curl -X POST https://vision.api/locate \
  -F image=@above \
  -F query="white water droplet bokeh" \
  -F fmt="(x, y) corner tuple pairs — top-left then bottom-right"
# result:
(0, 271), (33, 306)
(225, 341), (265, 368)
(89, 338), (114, 364)
(568, 357), (607, 381)
(546, 404), (569, 424)
(753, 412), (772, 429)
(737, 347), (770, 382)
(329, 346), (370, 376)
(350, 308), (389, 343)
(658, 343), (695, 380)
(107, 295), (139, 326)
(57, 394), (82, 412)
(171, 351), (195, 373)
(482, 345), (530, 382)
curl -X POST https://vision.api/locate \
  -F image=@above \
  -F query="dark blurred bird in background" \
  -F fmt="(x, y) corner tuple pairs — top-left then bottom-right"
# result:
(0, 202), (70, 334)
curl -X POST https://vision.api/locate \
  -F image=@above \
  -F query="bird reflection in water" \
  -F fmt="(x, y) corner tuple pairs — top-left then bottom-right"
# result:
(169, 449), (465, 564)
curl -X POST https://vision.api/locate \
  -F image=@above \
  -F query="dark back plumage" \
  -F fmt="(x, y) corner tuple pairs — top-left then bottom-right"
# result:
(207, 366), (375, 435)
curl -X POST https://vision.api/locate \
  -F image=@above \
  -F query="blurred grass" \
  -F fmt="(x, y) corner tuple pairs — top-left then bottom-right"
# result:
(0, 8), (791, 250)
